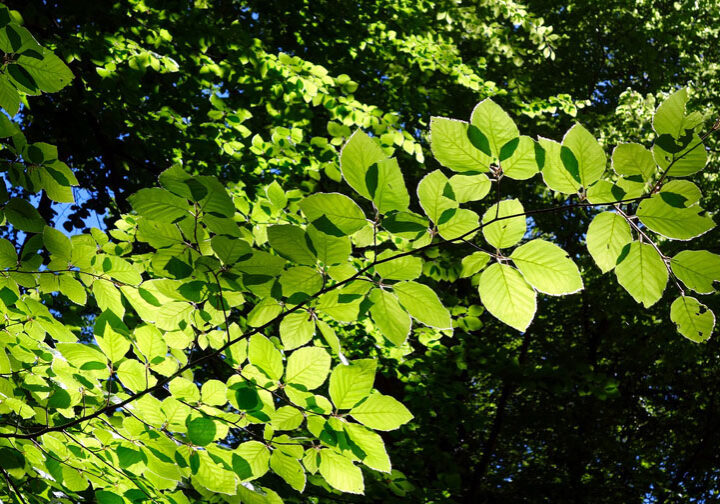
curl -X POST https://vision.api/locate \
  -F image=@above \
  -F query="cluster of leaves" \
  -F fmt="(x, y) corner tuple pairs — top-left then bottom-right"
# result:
(0, 3), (77, 227)
(0, 64), (717, 504)
(13, 0), (589, 230)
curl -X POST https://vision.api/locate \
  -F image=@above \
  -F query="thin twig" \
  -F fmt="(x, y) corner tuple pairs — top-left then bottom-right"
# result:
(0, 466), (28, 504)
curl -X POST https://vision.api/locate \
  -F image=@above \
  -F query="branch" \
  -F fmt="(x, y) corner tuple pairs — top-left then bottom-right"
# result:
(0, 466), (28, 504)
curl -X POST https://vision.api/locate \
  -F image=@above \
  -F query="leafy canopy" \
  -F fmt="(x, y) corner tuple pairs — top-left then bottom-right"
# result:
(0, 3), (718, 504)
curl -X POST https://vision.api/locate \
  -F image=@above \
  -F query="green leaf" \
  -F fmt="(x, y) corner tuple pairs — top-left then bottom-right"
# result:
(562, 123), (606, 187)
(470, 98), (519, 159)
(460, 251), (490, 278)
(317, 319), (342, 356)
(187, 416), (216, 446)
(537, 136), (580, 194)
(285, 346), (331, 390)
(271, 405), (304, 430)
(319, 450), (364, 494)
(381, 211), (429, 240)
(300, 193), (367, 236)
(670, 296), (714, 343)
(158, 165), (206, 200)
(18, 50), (74, 93)
(43, 226), (72, 260)
(481, 199), (526, 249)
(95, 312), (131, 363)
(329, 359), (376, 409)
(615, 242), (668, 308)
(374, 250), (422, 281)
(61, 466), (88, 492)
(344, 422), (391, 472)
(279, 266), (323, 301)
(195, 451), (237, 494)
(100, 255), (143, 285)
(660, 180), (702, 208)
(5, 197), (45, 232)
(393, 281), (452, 329)
(8, 62), (40, 96)
(0, 238), (17, 268)
(211, 236), (251, 265)
(267, 225), (316, 265)
(478, 263), (536, 331)
(59, 274), (86, 305)
(235, 250), (286, 277)
(612, 143), (656, 180)
(201, 380), (228, 406)
(95, 491), (124, 504)
(636, 195), (714, 240)
(266, 180), (287, 208)
(279, 310), (315, 349)
(270, 449), (306, 492)
(116, 359), (152, 393)
(0, 74), (20, 116)
(653, 133), (707, 177)
(448, 173), (491, 203)
(234, 441), (270, 481)
(653, 88), (695, 139)
(196, 175), (235, 217)
(0, 23), (41, 54)
(429, 117), (491, 172)
(350, 393), (413, 431)
(0, 113), (18, 137)
(248, 334), (283, 381)
(501, 136), (539, 180)
(585, 179), (628, 204)
(247, 298), (283, 327)
(233, 382), (261, 411)
(340, 129), (387, 200)
(368, 157), (410, 213)
(169, 377), (200, 402)
(128, 188), (191, 223)
(437, 208), (479, 241)
(307, 226), (350, 265)
(417, 169), (457, 224)
(56, 342), (106, 368)
(510, 239), (583, 295)
(670, 250), (720, 294)
(368, 288), (411, 345)
(135, 324), (166, 361)
(586, 212), (632, 273)
(315, 289), (362, 322)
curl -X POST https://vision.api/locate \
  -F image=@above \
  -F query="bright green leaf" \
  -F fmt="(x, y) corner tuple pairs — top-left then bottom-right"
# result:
(670, 296), (714, 343)
(670, 250), (720, 294)
(637, 195), (714, 240)
(319, 450), (364, 494)
(417, 169), (457, 224)
(470, 98), (518, 159)
(329, 359), (376, 410)
(300, 193), (367, 236)
(429, 117), (491, 172)
(393, 281), (452, 329)
(481, 199), (526, 249)
(510, 239), (583, 295)
(615, 242), (668, 308)
(586, 212), (633, 273)
(350, 393), (413, 431)
(285, 346), (331, 390)
(368, 288), (411, 345)
(478, 263), (536, 332)
(562, 123), (606, 188)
